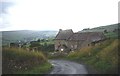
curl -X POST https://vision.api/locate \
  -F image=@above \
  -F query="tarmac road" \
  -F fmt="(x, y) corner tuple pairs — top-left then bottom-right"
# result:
(49, 60), (88, 74)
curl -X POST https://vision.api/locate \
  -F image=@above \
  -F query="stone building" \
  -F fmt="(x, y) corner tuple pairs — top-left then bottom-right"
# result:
(54, 29), (106, 52)
(54, 29), (73, 52)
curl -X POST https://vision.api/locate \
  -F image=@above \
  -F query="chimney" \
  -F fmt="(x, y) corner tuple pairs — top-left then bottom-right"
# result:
(59, 29), (62, 31)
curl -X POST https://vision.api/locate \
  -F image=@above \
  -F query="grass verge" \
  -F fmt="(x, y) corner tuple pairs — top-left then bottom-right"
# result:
(17, 62), (52, 74)
(66, 39), (118, 74)
(2, 47), (52, 74)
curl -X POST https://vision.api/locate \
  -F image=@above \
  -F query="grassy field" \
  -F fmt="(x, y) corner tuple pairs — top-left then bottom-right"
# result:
(67, 39), (118, 73)
(2, 47), (52, 74)
(104, 32), (118, 39)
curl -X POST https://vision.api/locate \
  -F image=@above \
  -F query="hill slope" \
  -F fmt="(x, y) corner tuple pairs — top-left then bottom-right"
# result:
(2, 30), (58, 45)
(80, 23), (119, 32)
(67, 39), (118, 74)
(79, 23), (119, 39)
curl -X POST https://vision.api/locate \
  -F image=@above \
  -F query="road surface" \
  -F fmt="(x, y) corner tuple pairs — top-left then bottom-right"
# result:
(49, 60), (88, 74)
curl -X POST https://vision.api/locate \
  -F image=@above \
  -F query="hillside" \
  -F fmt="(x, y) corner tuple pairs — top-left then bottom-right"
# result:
(67, 39), (118, 74)
(80, 23), (119, 32)
(79, 23), (119, 39)
(2, 30), (58, 45)
(2, 23), (119, 45)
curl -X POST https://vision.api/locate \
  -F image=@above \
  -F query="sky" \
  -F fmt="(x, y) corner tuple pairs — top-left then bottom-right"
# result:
(0, 0), (119, 32)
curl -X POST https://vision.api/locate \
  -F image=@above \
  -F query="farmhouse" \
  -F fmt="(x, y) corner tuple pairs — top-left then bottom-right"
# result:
(54, 29), (106, 52)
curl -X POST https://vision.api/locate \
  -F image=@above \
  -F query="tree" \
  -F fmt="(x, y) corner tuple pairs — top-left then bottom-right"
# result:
(104, 29), (108, 33)
(29, 41), (40, 48)
(41, 39), (45, 42)
(37, 39), (41, 42)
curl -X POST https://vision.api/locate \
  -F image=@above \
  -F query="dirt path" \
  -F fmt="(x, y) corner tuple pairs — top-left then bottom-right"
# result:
(49, 59), (88, 74)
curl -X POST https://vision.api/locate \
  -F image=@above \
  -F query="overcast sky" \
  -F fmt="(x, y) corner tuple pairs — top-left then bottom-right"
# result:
(0, 0), (119, 32)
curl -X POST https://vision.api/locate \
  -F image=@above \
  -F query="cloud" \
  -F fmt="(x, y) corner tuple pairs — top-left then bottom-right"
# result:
(0, 1), (14, 29)
(0, 0), (119, 31)
(0, 1), (14, 15)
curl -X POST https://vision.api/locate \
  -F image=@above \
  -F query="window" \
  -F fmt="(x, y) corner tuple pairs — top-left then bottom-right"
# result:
(71, 45), (73, 48)
(74, 45), (77, 49)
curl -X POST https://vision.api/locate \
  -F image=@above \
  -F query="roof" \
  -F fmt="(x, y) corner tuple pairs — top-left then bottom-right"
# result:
(69, 33), (88, 41)
(88, 32), (105, 42)
(69, 32), (106, 42)
(55, 29), (73, 40)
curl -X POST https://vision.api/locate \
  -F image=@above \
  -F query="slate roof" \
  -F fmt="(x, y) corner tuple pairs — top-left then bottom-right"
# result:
(68, 33), (88, 41)
(68, 32), (106, 42)
(88, 32), (105, 42)
(55, 29), (106, 42)
(55, 29), (74, 40)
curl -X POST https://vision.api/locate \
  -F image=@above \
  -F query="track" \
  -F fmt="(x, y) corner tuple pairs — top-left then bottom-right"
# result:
(49, 60), (88, 74)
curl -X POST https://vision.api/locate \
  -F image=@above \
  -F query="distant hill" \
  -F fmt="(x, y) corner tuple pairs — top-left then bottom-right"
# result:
(2, 30), (58, 45)
(2, 23), (119, 45)
(79, 23), (119, 32)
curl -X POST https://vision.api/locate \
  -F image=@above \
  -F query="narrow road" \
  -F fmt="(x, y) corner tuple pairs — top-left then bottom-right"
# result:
(49, 60), (88, 74)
